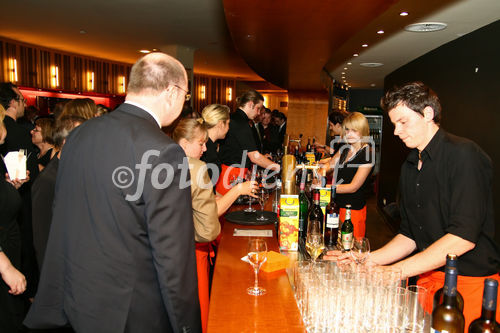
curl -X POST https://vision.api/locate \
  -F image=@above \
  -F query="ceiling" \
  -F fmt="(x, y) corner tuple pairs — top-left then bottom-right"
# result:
(1, 0), (499, 91)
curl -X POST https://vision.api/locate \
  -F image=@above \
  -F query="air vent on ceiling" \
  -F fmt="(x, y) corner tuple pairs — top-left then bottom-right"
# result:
(360, 62), (384, 68)
(405, 22), (447, 32)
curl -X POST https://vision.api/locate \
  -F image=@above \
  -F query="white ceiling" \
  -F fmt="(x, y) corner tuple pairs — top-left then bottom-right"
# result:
(1, 0), (499, 89)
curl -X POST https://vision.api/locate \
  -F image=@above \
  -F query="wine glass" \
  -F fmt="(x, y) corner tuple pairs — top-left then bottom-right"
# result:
(350, 237), (370, 264)
(256, 188), (269, 221)
(244, 167), (257, 212)
(305, 219), (325, 262)
(247, 238), (268, 296)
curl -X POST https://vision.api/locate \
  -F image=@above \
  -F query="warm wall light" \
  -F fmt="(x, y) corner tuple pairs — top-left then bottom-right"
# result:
(200, 85), (206, 100)
(87, 71), (94, 91)
(9, 58), (18, 82)
(227, 87), (232, 101)
(50, 65), (59, 88)
(263, 95), (268, 106)
(118, 76), (126, 94)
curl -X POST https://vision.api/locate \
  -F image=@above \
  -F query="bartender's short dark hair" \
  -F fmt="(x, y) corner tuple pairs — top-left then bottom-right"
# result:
(328, 109), (348, 125)
(236, 90), (264, 108)
(381, 81), (441, 124)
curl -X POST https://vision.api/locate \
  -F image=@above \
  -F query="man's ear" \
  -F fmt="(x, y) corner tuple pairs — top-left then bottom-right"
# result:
(422, 106), (435, 122)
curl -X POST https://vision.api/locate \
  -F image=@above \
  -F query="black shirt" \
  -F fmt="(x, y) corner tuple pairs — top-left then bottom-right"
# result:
(200, 138), (221, 185)
(399, 129), (500, 276)
(37, 148), (53, 168)
(219, 109), (257, 169)
(336, 145), (373, 210)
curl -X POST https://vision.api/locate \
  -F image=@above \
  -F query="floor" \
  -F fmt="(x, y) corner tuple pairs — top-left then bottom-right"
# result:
(364, 194), (397, 251)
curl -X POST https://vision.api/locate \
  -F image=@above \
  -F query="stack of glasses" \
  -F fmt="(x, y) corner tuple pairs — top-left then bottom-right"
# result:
(292, 261), (430, 333)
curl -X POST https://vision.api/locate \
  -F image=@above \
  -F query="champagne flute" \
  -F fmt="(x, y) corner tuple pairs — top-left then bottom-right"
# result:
(305, 219), (325, 262)
(256, 188), (269, 221)
(350, 237), (370, 265)
(247, 238), (268, 296)
(244, 166), (257, 212)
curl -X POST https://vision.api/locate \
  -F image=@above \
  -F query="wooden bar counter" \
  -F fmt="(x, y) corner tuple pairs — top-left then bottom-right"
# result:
(207, 204), (305, 332)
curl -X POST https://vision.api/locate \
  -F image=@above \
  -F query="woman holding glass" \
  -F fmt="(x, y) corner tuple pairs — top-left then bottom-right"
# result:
(172, 118), (258, 332)
(320, 112), (373, 238)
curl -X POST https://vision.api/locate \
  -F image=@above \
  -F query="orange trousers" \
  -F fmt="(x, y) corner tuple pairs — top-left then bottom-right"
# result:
(215, 164), (248, 195)
(418, 270), (500, 329)
(339, 206), (366, 238)
(195, 242), (214, 333)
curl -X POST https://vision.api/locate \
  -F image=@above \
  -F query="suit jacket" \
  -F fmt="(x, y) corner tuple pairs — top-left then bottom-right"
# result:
(258, 123), (280, 154)
(188, 157), (220, 243)
(24, 103), (201, 333)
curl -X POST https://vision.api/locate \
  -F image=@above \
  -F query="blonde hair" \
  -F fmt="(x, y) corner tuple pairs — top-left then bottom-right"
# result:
(201, 104), (230, 129)
(172, 118), (208, 143)
(59, 98), (97, 120)
(342, 112), (370, 138)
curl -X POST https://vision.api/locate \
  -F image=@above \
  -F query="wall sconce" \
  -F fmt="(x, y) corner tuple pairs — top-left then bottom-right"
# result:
(9, 58), (18, 82)
(263, 95), (268, 107)
(226, 87), (232, 101)
(87, 71), (94, 91)
(118, 75), (126, 94)
(50, 65), (59, 88)
(200, 85), (206, 100)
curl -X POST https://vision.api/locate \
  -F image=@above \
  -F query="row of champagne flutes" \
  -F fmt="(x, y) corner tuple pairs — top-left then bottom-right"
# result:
(293, 261), (430, 333)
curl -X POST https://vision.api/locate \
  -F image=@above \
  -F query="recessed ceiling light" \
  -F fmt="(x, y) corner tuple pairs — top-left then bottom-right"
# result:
(353, 53), (359, 57)
(347, 62), (352, 65)
(360, 62), (384, 67)
(152, 48), (159, 51)
(79, 30), (87, 34)
(377, 30), (384, 34)
(370, 83), (376, 87)
(405, 22), (447, 32)
(362, 44), (368, 47)
(400, 11), (409, 16)
(139, 50), (151, 54)
(344, 67), (348, 70)
(341, 72), (345, 74)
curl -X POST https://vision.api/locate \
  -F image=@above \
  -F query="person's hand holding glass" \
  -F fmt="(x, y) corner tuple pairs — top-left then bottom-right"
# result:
(247, 238), (268, 296)
(350, 236), (370, 265)
(305, 219), (325, 262)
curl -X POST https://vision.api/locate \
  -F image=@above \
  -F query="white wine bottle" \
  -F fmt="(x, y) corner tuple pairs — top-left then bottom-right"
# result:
(432, 266), (465, 333)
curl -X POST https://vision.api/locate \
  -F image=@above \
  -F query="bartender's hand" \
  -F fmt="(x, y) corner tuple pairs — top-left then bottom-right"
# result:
(237, 180), (259, 198)
(5, 171), (30, 189)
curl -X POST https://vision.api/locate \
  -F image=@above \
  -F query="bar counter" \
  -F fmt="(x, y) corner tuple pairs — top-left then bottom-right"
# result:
(207, 202), (305, 332)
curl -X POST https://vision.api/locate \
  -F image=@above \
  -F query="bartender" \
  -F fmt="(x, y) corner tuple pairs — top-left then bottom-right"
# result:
(326, 82), (500, 328)
(217, 90), (280, 195)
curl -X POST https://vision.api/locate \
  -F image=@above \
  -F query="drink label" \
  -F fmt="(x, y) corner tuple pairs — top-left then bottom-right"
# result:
(326, 213), (339, 228)
(318, 187), (331, 216)
(279, 195), (299, 251)
(341, 232), (353, 250)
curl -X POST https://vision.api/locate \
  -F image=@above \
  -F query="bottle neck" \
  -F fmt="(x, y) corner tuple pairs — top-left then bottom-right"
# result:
(330, 186), (336, 201)
(481, 282), (498, 320)
(313, 191), (320, 204)
(345, 207), (351, 220)
(443, 267), (458, 307)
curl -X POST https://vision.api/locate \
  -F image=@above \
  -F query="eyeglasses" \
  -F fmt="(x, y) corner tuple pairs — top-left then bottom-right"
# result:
(173, 85), (191, 102)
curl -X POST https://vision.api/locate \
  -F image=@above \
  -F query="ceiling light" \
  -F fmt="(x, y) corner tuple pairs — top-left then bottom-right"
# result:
(370, 83), (376, 87)
(377, 30), (384, 34)
(347, 62), (352, 65)
(353, 53), (359, 57)
(344, 67), (348, 70)
(79, 30), (87, 34)
(362, 44), (368, 47)
(139, 50), (151, 54)
(360, 62), (384, 67)
(400, 11), (409, 16)
(341, 72), (345, 74)
(405, 22), (447, 32)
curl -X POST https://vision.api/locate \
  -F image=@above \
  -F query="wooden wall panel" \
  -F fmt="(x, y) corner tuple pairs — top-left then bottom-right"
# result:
(287, 91), (329, 148)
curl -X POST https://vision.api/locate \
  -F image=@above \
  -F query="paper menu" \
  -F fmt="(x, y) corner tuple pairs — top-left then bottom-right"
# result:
(3, 150), (27, 180)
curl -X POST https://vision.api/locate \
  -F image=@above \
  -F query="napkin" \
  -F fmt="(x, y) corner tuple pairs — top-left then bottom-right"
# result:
(3, 150), (27, 180)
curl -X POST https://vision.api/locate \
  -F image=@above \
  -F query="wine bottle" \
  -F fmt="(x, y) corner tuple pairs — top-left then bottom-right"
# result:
(308, 188), (324, 236)
(433, 254), (464, 312)
(340, 204), (354, 251)
(431, 266), (465, 333)
(325, 185), (339, 248)
(306, 137), (312, 152)
(298, 180), (309, 240)
(468, 279), (500, 333)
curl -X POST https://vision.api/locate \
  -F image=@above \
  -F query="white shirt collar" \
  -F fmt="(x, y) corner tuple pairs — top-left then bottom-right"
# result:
(124, 101), (161, 128)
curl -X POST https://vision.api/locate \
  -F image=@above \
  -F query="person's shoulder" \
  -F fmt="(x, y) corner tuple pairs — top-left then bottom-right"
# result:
(441, 130), (492, 166)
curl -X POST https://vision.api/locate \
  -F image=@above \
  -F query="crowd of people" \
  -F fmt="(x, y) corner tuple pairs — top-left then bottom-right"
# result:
(0, 52), (498, 333)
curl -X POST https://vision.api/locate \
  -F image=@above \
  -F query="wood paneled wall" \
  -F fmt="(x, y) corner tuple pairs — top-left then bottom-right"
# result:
(0, 36), (131, 94)
(287, 91), (329, 148)
(193, 74), (236, 114)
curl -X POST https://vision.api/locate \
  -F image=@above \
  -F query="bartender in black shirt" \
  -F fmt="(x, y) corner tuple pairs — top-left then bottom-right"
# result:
(217, 90), (280, 195)
(366, 81), (499, 327)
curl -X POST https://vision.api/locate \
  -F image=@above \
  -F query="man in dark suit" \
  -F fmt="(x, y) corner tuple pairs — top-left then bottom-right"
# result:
(24, 53), (201, 333)
(272, 110), (287, 147)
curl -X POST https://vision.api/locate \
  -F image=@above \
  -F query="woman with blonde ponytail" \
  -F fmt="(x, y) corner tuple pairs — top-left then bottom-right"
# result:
(173, 118), (258, 333)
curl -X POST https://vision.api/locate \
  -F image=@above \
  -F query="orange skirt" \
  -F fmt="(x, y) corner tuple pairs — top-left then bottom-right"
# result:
(195, 242), (215, 333)
(215, 164), (248, 195)
(418, 270), (500, 329)
(339, 206), (366, 238)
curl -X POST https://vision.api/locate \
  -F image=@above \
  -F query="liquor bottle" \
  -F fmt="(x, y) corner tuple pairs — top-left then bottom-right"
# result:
(433, 254), (464, 312)
(468, 279), (500, 333)
(431, 266), (465, 333)
(308, 188), (324, 236)
(324, 185), (339, 248)
(340, 204), (354, 251)
(298, 179), (309, 240)
(306, 137), (312, 152)
(312, 137), (316, 153)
